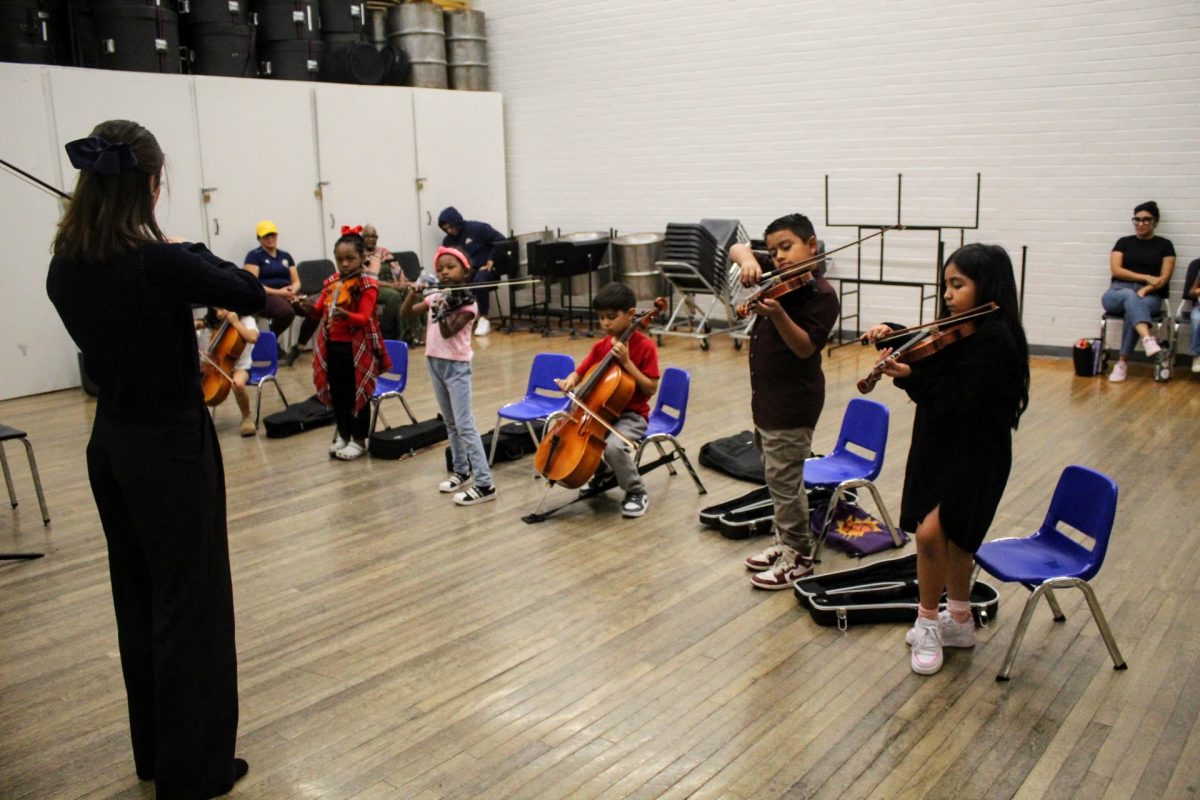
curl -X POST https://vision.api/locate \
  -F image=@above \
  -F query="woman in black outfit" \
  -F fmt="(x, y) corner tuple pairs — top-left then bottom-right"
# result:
(45, 120), (263, 800)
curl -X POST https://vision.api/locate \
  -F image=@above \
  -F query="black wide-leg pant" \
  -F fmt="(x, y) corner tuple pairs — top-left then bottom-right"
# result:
(86, 406), (239, 800)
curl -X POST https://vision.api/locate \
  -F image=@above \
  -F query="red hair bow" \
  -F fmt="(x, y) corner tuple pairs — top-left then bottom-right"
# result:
(341, 225), (363, 236)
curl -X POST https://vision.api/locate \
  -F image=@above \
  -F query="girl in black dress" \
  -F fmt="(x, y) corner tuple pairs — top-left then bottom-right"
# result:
(865, 243), (1029, 676)
(46, 120), (263, 798)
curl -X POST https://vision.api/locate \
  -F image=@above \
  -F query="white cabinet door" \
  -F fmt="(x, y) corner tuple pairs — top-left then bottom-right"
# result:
(192, 76), (325, 267)
(48, 67), (207, 243)
(412, 89), (507, 270)
(313, 84), (421, 257)
(0, 64), (77, 399)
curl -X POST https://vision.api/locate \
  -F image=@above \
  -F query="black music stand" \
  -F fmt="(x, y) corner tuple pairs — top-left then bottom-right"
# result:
(491, 238), (529, 333)
(558, 239), (610, 337)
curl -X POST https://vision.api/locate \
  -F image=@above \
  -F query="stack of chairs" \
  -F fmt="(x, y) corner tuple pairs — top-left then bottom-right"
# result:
(652, 219), (750, 350)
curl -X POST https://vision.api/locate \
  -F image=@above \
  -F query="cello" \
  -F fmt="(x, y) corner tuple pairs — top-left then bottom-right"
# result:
(200, 311), (248, 406)
(533, 297), (667, 489)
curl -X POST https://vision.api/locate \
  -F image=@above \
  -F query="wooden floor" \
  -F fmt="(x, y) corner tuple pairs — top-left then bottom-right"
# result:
(3, 327), (1200, 800)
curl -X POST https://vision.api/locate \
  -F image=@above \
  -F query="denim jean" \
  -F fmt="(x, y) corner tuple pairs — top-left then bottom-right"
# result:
(427, 356), (493, 488)
(1101, 281), (1162, 357)
(1190, 305), (1200, 356)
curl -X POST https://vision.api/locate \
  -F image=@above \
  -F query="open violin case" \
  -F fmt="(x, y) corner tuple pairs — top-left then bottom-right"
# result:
(698, 484), (841, 541)
(793, 553), (1000, 630)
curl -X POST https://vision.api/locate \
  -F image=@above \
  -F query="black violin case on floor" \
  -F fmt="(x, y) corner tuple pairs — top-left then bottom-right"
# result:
(263, 395), (334, 438)
(698, 485), (840, 540)
(793, 553), (1000, 630)
(370, 417), (448, 460)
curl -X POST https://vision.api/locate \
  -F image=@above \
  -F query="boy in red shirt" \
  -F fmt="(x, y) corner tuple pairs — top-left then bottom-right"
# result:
(555, 282), (660, 517)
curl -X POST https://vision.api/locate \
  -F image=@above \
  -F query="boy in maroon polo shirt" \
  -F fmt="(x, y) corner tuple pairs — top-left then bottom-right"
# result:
(730, 214), (840, 589)
(555, 282), (661, 517)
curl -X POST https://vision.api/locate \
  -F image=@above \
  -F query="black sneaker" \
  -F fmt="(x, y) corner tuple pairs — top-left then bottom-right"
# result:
(454, 484), (496, 506)
(621, 492), (648, 518)
(283, 345), (301, 367)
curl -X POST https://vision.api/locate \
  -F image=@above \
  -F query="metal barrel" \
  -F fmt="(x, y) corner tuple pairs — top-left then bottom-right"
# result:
(386, 2), (445, 89)
(612, 232), (667, 300)
(444, 8), (487, 90)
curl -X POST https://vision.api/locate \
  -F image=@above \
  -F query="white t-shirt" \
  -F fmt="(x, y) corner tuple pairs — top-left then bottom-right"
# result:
(197, 315), (258, 373)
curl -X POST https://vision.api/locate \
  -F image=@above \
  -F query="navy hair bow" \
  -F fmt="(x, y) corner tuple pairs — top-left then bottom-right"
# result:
(65, 136), (139, 177)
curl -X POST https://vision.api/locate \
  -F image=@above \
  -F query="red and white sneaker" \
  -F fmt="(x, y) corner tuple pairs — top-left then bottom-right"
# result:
(749, 549), (813, 590)
(744, 544), (785, 572)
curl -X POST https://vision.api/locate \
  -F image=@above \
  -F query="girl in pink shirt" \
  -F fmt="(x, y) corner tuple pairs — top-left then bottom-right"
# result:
(402, 246), (496, 505)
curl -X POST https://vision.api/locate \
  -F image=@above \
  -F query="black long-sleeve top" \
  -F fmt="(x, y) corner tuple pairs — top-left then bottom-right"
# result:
(47, 241), (265, 422)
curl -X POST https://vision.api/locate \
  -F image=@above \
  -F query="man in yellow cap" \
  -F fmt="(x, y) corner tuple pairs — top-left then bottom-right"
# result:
(243, 220), (300, 356)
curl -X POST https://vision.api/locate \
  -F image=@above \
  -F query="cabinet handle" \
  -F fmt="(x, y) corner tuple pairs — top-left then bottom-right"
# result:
(426, 211), (431, 225)
(214, 218), (220, 235)
(330, 214), (335, 229)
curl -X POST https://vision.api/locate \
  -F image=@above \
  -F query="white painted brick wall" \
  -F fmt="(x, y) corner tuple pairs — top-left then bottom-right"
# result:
(482, 0), (1200, 349)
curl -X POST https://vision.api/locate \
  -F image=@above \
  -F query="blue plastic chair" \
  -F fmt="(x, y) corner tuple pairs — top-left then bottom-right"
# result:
(248, 331), (289, 426)
(488, 353), (574, 465)
(974, 465), (1127, 681)
(803, 398), (901, 560)
(369, 340), (418, 436)
(633, 367), (705, 494)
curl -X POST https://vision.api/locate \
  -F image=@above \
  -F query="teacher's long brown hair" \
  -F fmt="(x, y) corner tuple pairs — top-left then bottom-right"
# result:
(52, 119), (167, 262)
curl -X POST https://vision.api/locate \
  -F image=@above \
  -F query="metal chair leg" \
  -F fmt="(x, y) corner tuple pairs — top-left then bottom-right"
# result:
(1074, 579), (1127, 670)
(487, 415), (503, 465)
(1043, 586), (1067, 621)
(0, 444), (15, 508)
(20, 439), (49, 525)
(398, 396), (417, 425)
(653, 440), (677, 475)
(996, 582), (1050, 681)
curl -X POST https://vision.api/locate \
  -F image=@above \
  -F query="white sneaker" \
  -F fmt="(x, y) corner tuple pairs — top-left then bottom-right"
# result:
(1107, 361), (1127, 382)
(909, 617), (943, 675)
(329, 435), (347, 456)
(474, 316), (491, 336)
(439, 472), (472, 493)
(1191, 356), (1200, 374)
(334, 441), (366, 461)
(1142, 336), (1162, 357)
(906, 610), (976, 648)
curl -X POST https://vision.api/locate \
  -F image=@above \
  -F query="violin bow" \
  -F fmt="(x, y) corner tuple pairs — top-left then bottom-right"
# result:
(0, 157), (70, 201)
(198, 352), (236, 384)
(871, 302), (999, 345)
(758, 225), (904, 283)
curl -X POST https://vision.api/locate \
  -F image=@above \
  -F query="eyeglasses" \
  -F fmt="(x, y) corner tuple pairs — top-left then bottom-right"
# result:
(1132, 217), (1155, 224)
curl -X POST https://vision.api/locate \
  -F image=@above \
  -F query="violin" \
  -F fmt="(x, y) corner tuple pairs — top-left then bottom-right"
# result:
(734, 263), (817, 319)
(533, 297), (668, 489)
(857, 302), (999, 394)
(200, 313), (248, 406)
(430, 287), (475, 323)
(320, 272), (363, 323)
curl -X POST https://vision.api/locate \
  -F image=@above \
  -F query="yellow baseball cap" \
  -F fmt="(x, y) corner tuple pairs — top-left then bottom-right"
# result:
(256, 220), (278, 238)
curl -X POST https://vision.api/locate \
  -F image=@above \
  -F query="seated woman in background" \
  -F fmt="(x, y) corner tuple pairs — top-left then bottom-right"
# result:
(1101, 201), (1175, 382)
(1185, 258), (1200, 374)
(243, 220), (300, 355)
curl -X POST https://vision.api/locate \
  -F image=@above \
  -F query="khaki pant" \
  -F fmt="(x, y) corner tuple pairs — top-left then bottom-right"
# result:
(756, 426), (815, 557)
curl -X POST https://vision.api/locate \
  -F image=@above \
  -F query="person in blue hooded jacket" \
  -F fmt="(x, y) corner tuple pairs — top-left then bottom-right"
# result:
(438, 206), (506, 335)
